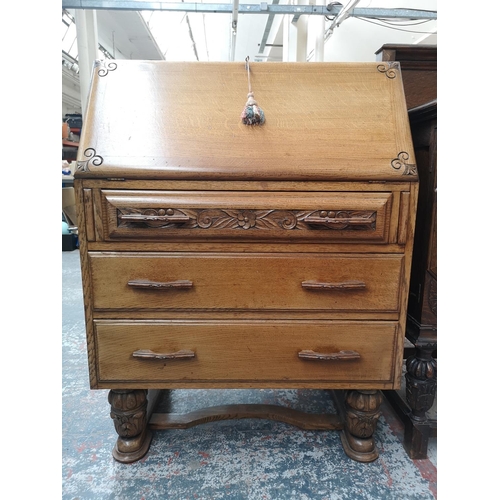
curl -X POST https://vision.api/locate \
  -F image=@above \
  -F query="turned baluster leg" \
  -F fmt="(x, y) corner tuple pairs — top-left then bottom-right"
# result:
(340, 389), (382, 462)
(108, 389), (153, 463)
(404, 344), (437, 458)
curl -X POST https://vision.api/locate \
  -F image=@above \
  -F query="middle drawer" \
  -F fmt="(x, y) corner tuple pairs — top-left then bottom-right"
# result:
(89, 252), (403, 313)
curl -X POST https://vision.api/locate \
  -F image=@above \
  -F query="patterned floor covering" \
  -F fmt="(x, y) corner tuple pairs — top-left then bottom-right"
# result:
(62, 249), (437, 499)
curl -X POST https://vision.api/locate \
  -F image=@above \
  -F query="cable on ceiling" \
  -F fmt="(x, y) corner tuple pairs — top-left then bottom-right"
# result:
(355, 16), (436, 35)
(372, 18), (434, 27)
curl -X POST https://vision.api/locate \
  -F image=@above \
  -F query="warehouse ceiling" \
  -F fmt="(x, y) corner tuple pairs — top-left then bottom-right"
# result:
(62, 0), (437, 114)
(63, 0), (437, 63)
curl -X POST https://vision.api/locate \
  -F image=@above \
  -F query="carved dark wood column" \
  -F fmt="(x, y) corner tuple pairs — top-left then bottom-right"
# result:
(375, 45), (438, 458)
(108, 389), (153, 463)
(341, 390), (382, 462)
(404, 343), (437, 456)
(406, 346), (437, 420)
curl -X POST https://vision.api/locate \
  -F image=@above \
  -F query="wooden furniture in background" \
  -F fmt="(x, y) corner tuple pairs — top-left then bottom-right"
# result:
(376, 44), (437, 459)
(375, 44), (437, 110)
(74, 60), (418, 464)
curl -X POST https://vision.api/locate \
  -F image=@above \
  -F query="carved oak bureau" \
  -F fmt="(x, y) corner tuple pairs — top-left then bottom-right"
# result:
(74, 60), (418, 463)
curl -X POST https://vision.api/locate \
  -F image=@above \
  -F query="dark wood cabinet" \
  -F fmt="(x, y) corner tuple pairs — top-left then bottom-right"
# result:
(376, 44), (437, 459)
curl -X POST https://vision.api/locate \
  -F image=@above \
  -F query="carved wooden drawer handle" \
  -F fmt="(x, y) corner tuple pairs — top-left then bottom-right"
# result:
(301, 280), (366, 290)
(132, 349), (195, 360)
(304, 215), (375, 228)
(298, 350), (361, 361)
(128, 279), (193, 289)
(118, 213), (190, 223)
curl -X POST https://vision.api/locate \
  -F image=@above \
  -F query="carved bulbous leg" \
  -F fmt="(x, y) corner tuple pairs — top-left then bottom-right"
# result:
(404, 345), (437, 457)
(405, 346), (437, 421)
(341, 390), (382, 462)
(108, 389), (153, 463)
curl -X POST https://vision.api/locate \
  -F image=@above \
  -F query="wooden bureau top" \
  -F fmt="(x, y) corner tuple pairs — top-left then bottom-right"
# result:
(75, 61), (416, 183)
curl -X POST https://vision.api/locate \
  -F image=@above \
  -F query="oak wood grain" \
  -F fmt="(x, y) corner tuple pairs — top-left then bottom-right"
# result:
(83, 188), (95, 242)
(95, 320), (397, 384)
(102, 190), (392, 243)
(75, 61), (417, 182)
(149, 404), (343, 431)
(89, 252), (403, 313)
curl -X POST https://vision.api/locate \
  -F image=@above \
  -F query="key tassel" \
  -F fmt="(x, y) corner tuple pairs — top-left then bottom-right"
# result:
(241, 57), (265, 126)
(241, 92), (265, 125)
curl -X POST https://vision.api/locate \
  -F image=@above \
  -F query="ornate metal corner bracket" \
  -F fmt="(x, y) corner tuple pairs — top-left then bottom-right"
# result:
(377, 62), (400, 79)
(76, 148), (103, 173)
(391, 152), (417, 176)
(95, 59), (117, 77)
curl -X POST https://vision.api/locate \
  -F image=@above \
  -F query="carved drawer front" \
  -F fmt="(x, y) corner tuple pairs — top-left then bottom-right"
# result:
(95, 320), (397, 384)
(101, 190), (392, 243)
(89, 252), (403, 313)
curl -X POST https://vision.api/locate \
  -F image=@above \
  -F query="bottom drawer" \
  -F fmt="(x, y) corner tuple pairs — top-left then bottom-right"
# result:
(95, 320), (398, 385)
